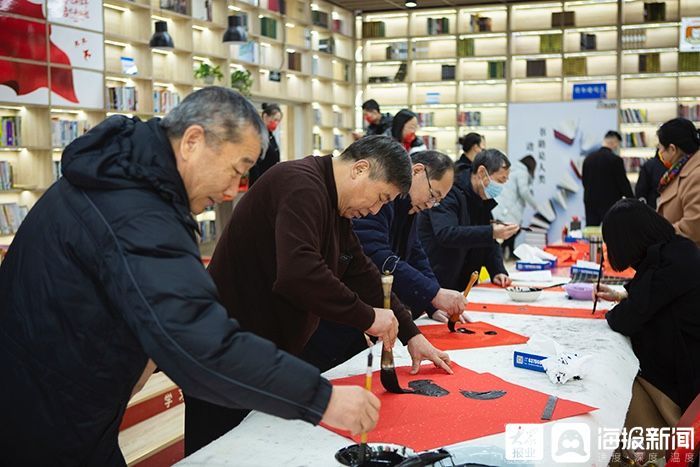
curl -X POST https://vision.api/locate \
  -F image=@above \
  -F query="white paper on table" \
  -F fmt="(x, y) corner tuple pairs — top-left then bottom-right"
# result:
(576, 260), (602, 270)
(508, 270), (553, 282)
(513, 244), (557, 262)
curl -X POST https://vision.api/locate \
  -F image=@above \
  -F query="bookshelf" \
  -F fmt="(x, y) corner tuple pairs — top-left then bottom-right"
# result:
(359, 0), (700, 166)
(0, 0), (355, 247)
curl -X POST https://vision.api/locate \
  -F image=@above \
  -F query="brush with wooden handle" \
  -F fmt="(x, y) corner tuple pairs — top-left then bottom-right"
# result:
(379, 274), (412, 394)
(448, 270), (479, 332)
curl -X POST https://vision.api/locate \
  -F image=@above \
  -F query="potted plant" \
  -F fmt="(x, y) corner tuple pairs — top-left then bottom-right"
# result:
(194, 62), (223, 85)
(230, 69), (253, 97)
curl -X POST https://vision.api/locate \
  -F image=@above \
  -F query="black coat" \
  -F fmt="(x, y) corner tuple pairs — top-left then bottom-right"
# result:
(248, 131), (279, 186)
(582, 147), (634, 225)
(634, 155), (666, 209)
(0, 116), (330, 466)
(417, 166), (507, 291)
(366, 113), (393, 137)
(606, 235), (700, 411)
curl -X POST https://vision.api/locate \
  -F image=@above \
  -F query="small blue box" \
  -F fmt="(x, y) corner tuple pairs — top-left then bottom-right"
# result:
(515, 259), (557, 271)
(513, 351), (547, 373)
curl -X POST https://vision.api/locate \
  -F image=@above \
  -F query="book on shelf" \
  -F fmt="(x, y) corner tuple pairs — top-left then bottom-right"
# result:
(622, 30), (646, 49)
(0, 203), (28, 236)
(51, 118), (89, 148)
(260, 17), (278, 39)
(540, 34), (562, 54)
(563, 57), (587, 77)
(0, 161), (12, 191)
(267, 0), (283, 13)
(468, 14), (492, 32)
(426, 17), (449, 35)
(160, 0), (187, 15)
(457, 38), (475, 57)
(441, 64), (455, 81)
(313, 108), (322, 126)
(107, 86), (138, 112)
(487, 60), (506, 79)
(458, 111), (482, 126)
(679, 52), (700, 72)
(191, 0), (212, 21)
(287, 51), (302, 71)
(313, 133), (322, 150)
(153, 90), (181, 114)
(318, 37), (335, 54)
(620, 108), (648, 123)
(623, 131), (648, 148)
(332, 19), (342, 34)
(580, 33), (597, 51)
(643, 2), (666, 22)
(239, 41), (260, 63)
(638, 53), (660, 73)
(386, 42), (408, 60)
(120, 57), (138, 76)
(416, 112), (435, 127)
(678, 103), (700, 121)
(0, 116), (22, 147)
(526, 59), (547, 77)
(420, 135), (437, 150)
(312, 10), (329, 28)
(551, 11), (575, 28)
(333, 111), (343, 128)
(362, 21), (385, 38)
(393, 62), (407, 82)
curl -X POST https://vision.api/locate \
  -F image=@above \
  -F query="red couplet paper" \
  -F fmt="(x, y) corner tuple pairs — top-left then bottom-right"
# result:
(466, 302), (608, 319)
(325, 364), (596, 451)
(418, 322), (528, 351)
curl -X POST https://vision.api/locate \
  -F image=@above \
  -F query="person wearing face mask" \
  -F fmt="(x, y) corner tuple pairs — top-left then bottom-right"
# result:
(418, 149), (518, 292)
(582, 130), (633, 226)
(391, 108), (426, 155)
(655, 117), (700, 246)
(248, 102), (283, 186)
(353, 99), (393, 140)
(457, 132), (485, 169)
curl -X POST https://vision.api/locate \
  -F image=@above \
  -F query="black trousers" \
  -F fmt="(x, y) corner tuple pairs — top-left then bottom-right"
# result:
(184, 395), (250, 456)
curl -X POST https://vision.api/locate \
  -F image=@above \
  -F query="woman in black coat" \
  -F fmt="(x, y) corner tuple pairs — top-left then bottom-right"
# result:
(248, 102), (282, 186)
(596, 199), (700, 452)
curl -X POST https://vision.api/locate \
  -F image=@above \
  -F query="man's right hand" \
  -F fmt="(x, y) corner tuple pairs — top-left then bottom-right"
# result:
(366, 307), (398, 350)
(493, 223), (520, 240)
(321, 386), (380, 435)
(431, 288), (467, 317)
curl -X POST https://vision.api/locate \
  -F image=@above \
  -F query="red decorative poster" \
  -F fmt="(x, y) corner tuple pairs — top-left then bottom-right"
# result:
(0, 0), (45, 18)
(325, 364), (596, 452)
(418, 322), (529, 351)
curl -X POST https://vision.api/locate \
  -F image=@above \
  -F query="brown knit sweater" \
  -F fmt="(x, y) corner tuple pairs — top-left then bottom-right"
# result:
(208, 155), (420, 355)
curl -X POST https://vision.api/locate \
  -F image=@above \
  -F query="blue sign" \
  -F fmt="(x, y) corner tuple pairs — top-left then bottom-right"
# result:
(572, 83), (607, 100)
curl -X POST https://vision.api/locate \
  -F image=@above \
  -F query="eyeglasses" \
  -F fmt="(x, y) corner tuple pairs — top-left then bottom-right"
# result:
(425, 170), (440, 206)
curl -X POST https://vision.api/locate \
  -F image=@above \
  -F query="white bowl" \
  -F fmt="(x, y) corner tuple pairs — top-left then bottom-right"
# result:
(506, 286), (542, 302)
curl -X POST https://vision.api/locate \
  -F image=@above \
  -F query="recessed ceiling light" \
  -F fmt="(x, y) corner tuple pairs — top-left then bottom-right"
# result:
(405, 0), (417, 7)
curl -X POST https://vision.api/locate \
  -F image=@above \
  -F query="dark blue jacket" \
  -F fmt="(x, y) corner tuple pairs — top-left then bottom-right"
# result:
(417, 166), (507, 291)
(353, 195), (440, 319)
(0, 116), (330, 466)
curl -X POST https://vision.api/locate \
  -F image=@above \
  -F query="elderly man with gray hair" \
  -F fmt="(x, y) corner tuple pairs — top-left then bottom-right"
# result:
(0, 87), (379, 466)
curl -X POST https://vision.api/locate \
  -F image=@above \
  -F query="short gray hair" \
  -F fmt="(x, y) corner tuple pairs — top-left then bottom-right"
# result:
(410, 150), (454, 181)
(161, 86), (268, 154)
(473, 148), (510, 175)
(339, 135), (412, 194)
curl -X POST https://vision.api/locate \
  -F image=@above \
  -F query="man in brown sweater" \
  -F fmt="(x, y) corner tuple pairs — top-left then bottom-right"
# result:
(184, 136), (453, 454)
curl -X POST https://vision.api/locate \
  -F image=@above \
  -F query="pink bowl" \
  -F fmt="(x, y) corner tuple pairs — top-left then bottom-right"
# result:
(564, 282), (595, 301)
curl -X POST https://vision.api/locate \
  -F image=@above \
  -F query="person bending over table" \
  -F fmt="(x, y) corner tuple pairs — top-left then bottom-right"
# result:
(596, 198), (700, 461)
(418, 149), (518, 291)
(302, 150), (467, 372)
(185, 136), (453, 455)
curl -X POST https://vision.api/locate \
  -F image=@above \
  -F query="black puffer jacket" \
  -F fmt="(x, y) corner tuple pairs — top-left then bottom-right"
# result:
(0, 116), (331, 466)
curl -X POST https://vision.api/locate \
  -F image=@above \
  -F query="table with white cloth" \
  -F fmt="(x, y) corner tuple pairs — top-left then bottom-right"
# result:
(177, 281), (639, 467)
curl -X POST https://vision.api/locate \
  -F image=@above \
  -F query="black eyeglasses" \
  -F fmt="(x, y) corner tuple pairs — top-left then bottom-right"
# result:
(425, 170), (440, 206)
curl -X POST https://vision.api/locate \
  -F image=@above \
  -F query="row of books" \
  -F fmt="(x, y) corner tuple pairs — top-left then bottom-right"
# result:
(387, 43), (408, 60)
(0, 161), (12, 190)
(540, 34), (562, 54)
(160, 0), (186, 15)
(333, 134), (344, 151)
(620, 108), (649, 123)
(420, 135), (438, 150)
(638, 53), (660, 73)
(678, 104), (700, 121)
(622, 30), (647, 50)
(643, 2), (666, 22)
(457, 38), (475, 58)
(313, 108), (322, 126)
(153, 90), (181, 115)
(679, 52), (700, 73)
(362, 21), (386, 39)
(318, 37), (335, 54)
(416, 112), (435, 127)
(467, 14), (492, 33)
(333, 111), (343, 128)
(426, 17), (450, 35)
(457, 111), (482, 127)
(487, 60), (506, 79)
(563, 57), (587, 77)
(260, 17), (278, 39)
(312, 10), (329, 28)
(51, 118), (88, 148)
(107, 86), (138, 112)
(288, 51), (302, 71)
(0, 203), (28, 236)
(623, 131), (648, 148)
(0, 116), (22, 147)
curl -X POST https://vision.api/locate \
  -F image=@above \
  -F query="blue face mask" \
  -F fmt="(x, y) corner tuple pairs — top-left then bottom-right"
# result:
(482, 174), (504, 199)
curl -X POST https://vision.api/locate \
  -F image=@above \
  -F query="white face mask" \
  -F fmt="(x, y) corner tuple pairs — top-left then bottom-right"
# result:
(481, 173), (504, 199)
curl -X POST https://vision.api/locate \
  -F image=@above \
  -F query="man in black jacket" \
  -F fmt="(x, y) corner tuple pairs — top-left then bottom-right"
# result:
(418, 149), (518, 291)
(0, 87), (378, 466)
(353, 99), (393, 140)
(582, 130), (633, 226)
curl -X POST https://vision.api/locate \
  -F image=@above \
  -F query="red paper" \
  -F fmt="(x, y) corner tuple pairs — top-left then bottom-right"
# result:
(466, 302), (607, 319)
(418, 322), (528, 351)
(325, 364), (596, 451)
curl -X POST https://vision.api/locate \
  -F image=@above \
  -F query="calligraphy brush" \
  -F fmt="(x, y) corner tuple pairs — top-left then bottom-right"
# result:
(358, 350), (373, 464)
(592, 243), (604, 315)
